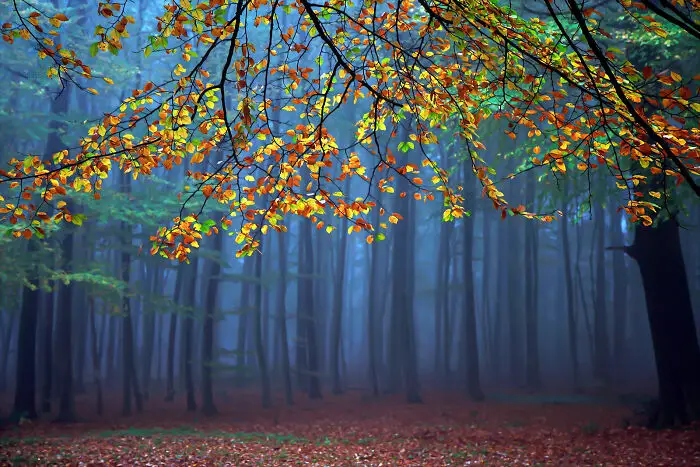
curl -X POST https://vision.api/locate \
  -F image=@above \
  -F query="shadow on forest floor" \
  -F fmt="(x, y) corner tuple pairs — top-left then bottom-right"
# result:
(1, 390), (698, 465)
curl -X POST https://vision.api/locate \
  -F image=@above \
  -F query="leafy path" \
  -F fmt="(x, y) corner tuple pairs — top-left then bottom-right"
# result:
(1, 391), (698, 465)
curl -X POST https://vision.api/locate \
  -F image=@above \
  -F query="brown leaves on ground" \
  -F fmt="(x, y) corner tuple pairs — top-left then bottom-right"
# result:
(1, 391), (698, 465)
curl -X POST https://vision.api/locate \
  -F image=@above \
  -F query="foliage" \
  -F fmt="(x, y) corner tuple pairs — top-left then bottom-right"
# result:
(1, 0), (699, 260)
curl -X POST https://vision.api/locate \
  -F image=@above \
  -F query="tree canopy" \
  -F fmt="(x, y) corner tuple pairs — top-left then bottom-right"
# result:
(1, 0), (699, 259)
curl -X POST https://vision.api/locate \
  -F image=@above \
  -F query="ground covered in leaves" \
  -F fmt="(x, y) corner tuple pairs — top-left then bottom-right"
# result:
(1, 390), (698, 465)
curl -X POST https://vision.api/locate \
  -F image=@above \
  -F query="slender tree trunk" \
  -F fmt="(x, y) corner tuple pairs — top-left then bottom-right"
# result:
(593, 203), (611, 385)
(40, 289), (54, 413)
(140, 267), (159, 401)
(201, 228), (222, 415)
(296, 226), (308, 390)
(560, 188), (579, 390)
(367, 197), (381, 397)
(237, 258), (253, 387)
(254, 238), (272, 408)
(434, 213), (450, 380)
(277, 231), (294, 405)
(331, 196), (349, 394)
(88, 296), (104, 415)
(183, 258), (198, 411)
(166, 264), (185, 401)
(120, 174), (142, 416)
(55, 221), (76, 422)
(462, 167), (484, 401)
(609, 205), (627, 383)
(302, 221), (323, 399)
(524, 171), (541, 391)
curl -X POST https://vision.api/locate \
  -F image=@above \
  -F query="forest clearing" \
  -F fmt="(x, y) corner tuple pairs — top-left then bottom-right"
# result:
(2, 390), (699, 465)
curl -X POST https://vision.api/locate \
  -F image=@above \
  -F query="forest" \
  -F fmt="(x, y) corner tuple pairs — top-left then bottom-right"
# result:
(0, 0), (699, 464)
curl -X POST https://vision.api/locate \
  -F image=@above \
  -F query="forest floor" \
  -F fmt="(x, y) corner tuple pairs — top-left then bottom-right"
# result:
(1, 389), (698, 465)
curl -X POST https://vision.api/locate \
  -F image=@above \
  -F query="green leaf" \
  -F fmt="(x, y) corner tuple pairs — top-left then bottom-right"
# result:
(72, 214), (87, 226)
(89, 42), (99, 57)
(200, 219), (216, 234)
(398, 141), (414, 153)
(144, 45), (152, 58)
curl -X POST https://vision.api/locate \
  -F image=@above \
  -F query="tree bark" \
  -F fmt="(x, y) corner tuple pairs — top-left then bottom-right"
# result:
(462, 166), (484, 401)
(593, 203), (611, 385)
(165, 263), (185, 402)
(201, 227), (223, 415)
(560, 186), (579, 390)
(276, 231), (294, 405)
(254, 237), (272, 408)
(625, 219), (700, 427)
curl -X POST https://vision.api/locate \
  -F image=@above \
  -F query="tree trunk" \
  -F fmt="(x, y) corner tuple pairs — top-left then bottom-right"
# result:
(120, 174), (142, 417)
(254, 237), (272, 408)
(302, 221), (323, 399)
(276, 231), (294, 405)
(524, 171), (541, 391)
(201, 228), (223, 416)
(560, 187), (579, 390)
(40, 289), (54, 413)
(625, 219), (700, 427)
(55, 221), (76, 423)
(609, 205), (627, 383)
(593, 203), (611, 385)
(462, 166), (484, 401)
(367, 196), (382, 397)
(236, 258), (253, 387)
(165, 263), (185, 402)
(331, 192), (349, 394)
(88, 296), (104, 415)
(12, 240), (40, 420)
(183, 258), (199, 411)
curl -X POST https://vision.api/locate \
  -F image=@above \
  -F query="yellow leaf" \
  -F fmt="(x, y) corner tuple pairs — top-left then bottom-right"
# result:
(86, 88), (99, 95)
(102, 77), (114, 85)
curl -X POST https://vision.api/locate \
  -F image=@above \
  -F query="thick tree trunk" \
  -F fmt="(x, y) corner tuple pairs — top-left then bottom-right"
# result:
(626, 219), (700, 427)
(12, 241), (40, 420)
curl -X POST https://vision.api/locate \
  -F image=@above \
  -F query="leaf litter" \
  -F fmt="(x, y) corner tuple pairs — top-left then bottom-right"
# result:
(1, 391), (698, 465)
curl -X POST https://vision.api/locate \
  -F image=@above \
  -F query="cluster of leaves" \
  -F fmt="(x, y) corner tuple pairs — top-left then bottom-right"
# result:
(1, 393), (699, 464)
(0, 0), (698, 260)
